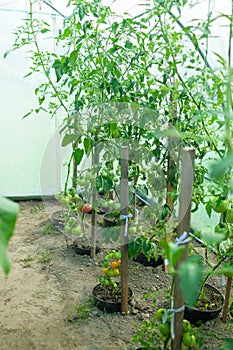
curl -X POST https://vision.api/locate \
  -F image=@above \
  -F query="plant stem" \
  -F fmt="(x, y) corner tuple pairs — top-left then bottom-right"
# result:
(64, 153), (74, 194)
(29, 0), (68, 114)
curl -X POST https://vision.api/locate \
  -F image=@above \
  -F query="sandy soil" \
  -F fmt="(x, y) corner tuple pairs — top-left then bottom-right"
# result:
(0, 200), (232, 350)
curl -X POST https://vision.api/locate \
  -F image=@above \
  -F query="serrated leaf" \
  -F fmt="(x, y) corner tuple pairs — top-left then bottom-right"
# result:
(62, 134), (76, 147)
(179, 255), (203, 307)
(201, 231), (225, 244)
(165, 242), (185, 270)
(73, 148), (84, 165)
(69, 50), (78, 65)
(205, 202), (212, 218)
(84, 138), (91, 155)
(0, 197), (19, 275)
(210, 152), (233, 180)
(128, 239), (140, 259)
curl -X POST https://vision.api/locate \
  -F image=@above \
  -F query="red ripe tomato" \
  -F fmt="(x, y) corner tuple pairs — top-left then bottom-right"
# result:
(80, 203), (92, 213)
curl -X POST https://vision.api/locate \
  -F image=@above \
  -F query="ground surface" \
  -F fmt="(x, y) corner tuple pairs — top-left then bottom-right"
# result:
(0, 200), (232, 350)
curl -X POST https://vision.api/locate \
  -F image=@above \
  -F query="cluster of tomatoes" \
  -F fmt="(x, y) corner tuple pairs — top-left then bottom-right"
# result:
(99, 250), (122, 289)
(77, 170), (97, 187)
(155, 308), (196, 348)
(55, 188), (92, 215)
(213, 196), (233, 223)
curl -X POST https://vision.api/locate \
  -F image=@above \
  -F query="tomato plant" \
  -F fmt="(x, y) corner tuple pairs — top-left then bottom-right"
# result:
(99, 250), (122, 289)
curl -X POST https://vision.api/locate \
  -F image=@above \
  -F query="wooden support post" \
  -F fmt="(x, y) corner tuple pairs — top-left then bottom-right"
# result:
(91, 146), (99, 259)
(120, 146), (129, 314)
(171, 147), (195, 350)
(222, 277), (232, 323)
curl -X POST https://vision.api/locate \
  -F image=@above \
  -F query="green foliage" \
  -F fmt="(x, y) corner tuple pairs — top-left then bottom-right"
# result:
(0, 197), (19, 274)
(66, 297), (95, 324)
(219, 339), (233, 350)
(20, 255), (34, 268)
(179, 255), (203, 307)
(163, 240), (185, 274)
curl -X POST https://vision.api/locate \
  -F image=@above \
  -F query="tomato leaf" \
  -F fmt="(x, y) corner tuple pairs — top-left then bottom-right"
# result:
(210, 151), (233, 180)
(73, 148), (84, 165)
(178, 255), (203, 307)
(201, 231), (225, 244)
(163, 241), (185, 271)
(219, 339), (233, 350)
(62, 134), (76, 147)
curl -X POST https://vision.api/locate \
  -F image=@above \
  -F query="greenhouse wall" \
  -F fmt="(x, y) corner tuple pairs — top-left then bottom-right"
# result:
(0, 1), (66, 198)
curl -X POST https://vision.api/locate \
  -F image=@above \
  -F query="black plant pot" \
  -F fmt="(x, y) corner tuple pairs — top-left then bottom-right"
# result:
(133, 253), (163, 268)
(51, 210), (69, 231)
(103, 212), (120, 227)
(184, 283), (224, 325)
(72, 240), (101, 256)
(92, 283), (133, 313)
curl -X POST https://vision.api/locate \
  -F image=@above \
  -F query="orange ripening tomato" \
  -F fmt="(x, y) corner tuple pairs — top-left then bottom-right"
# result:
(116, 259), (121, 267)
(80, 203), (92, 213)
(111, 261), (118, 269)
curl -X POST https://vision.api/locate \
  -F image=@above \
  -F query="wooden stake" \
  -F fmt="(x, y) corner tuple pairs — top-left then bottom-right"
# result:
(120, 146), (129, 314)
(222, 277), (232, 323)
(91, 146), (99, 259)
(171, 147), (195, 350)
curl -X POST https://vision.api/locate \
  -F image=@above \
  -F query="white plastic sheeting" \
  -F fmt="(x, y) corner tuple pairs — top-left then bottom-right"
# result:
(0, 1), (64, 197)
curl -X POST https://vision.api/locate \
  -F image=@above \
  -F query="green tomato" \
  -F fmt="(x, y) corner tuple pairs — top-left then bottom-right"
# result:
(103, 279), (109, 286)
(78, 177), (87, 187)
(107, 200), (114, 208)
(104, 255), (110, 262)
(115, 251), (121, 260)
(158, 322), (170, 336)
(212, 199), (229, 213)
(99, 277), (105, 284)
(113, 202), (121, 211)
(61, 197), (69, 205)
(101, 171), (108, 178)
(103, 261), (109, 268)
(65, 225), (72, 235)
(182, 333), (196, 347)
(155, 308), (166, 321)
(182, 319), (192, 333)
(129, 225), (137, 235)
(226, 208), (233, 223)
(72, 225), (82, 236)
(98, 188), (105, 195)
(214, 224), (229, 240)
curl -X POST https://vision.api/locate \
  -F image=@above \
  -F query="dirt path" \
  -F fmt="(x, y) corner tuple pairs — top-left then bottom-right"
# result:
(0, 200), (232, 350)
